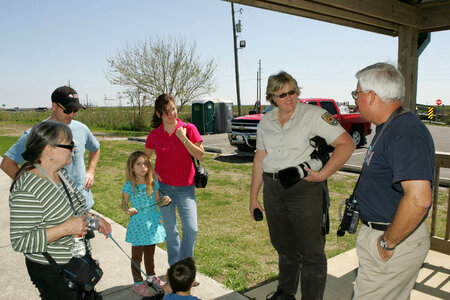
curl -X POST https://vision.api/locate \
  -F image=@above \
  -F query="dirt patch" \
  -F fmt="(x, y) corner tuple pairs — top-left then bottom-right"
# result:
(0, 126), (133, 142)
(0, 124), (30, 136)
(95, 136), (129, 141)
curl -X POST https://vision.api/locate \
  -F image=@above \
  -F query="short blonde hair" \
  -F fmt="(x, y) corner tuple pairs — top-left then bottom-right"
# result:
(265, 71), (301, 107)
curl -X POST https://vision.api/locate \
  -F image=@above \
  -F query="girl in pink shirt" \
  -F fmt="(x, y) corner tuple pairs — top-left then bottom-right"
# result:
(144, 94), (204, 272)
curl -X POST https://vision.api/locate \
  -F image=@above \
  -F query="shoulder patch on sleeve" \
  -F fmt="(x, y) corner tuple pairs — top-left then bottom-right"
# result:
(321, 112), (339, 126)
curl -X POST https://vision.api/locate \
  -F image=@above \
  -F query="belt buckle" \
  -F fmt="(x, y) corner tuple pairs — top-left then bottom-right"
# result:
(367, 221), (376, 229)
(272, 172), (278, 180)
(367, 221), (389, 230)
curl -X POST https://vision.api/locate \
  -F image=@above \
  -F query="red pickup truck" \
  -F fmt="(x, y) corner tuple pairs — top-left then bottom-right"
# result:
(228, 98), (371, 152)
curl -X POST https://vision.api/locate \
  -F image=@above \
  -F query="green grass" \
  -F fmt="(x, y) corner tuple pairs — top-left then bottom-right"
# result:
(0, 136), (19, 155)
(1, 134), (448, 293)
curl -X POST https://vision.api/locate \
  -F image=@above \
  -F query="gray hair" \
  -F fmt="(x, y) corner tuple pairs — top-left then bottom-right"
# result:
(11, 121), (72, 190)
(355, 62), (405, 103)
(265, 71), (301, 107)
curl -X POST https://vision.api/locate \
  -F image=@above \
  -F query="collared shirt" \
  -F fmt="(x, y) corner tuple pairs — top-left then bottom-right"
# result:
(256, 102), (345, 173)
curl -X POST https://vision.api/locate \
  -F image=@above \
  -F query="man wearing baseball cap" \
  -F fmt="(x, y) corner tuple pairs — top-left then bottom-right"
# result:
(1, 86), (101, 211)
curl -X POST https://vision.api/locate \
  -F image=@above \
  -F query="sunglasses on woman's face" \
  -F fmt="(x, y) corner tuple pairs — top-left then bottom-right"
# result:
(54, 141), (75, 151)
(274, 89), (296, 99)
(56, 103), (79, 114)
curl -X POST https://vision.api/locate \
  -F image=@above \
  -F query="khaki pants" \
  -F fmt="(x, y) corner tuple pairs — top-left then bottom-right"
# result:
(353, 222), (429, 300)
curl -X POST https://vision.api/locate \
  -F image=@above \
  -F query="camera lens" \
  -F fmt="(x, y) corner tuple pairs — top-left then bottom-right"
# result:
(85, 215), (99, 230)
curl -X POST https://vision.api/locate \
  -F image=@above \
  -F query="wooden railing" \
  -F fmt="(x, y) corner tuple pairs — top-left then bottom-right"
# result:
(430, 152), (450, 255)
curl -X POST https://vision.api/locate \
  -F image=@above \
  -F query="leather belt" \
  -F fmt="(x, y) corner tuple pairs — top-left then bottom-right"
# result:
(264, 172), (278, 180)
(361, 220), (390, 231)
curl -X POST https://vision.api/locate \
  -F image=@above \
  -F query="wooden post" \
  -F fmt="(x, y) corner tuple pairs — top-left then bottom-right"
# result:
(397, 25), (419, 112)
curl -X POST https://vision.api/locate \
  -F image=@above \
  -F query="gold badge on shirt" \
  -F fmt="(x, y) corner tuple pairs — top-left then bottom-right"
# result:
(321, 112), (338, 126)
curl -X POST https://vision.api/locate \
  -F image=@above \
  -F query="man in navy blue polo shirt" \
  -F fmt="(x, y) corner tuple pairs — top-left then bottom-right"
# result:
(351, 63), (435, 300)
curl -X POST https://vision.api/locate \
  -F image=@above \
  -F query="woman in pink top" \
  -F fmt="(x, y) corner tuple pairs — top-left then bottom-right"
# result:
(144, 94), (204, 267)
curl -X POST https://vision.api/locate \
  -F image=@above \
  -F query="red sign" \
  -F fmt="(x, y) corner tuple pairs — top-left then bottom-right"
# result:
(436, 99), (442, 106)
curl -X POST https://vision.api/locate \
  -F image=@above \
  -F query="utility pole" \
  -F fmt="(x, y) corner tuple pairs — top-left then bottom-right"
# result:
(256, 59), (262, 113)
(231, 3), (245, 116)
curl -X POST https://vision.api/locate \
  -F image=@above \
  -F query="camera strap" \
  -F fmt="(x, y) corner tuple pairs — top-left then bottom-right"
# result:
(351, 106), (406, 198)
(367, 106), (405, 155)
(33, 163), (83, 215)
(59, 179), (91, 253)
(321, 181), (330, 235)
(34, 164), (90, 253)
(59, 177), (81, 216)
(183, 123), (201, 168)
(43, 252), (64, 273)
(34, 164), (90, 274)
(107, 233), (163, 292)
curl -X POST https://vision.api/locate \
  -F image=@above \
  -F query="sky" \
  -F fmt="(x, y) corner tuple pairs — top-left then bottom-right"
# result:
(1, 0), (449, 109)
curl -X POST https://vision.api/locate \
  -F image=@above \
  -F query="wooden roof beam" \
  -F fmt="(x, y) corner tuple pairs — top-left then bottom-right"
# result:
(225, 0), (399, 36)
(310, 0), (423, 28)
(422, 4), (450, 32)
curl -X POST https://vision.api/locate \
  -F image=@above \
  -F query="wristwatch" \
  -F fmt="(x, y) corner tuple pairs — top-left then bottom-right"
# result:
(379, 235), (396, 251)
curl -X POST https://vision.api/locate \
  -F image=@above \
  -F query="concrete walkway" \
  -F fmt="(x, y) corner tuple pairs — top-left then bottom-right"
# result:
(244, 248), (450, 300)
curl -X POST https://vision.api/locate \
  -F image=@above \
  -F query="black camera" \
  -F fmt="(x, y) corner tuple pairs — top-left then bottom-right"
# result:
(278, 136), (333, 189)
(85, 215), (99, 239)
(337, 195), (360, 237)
(253, 208), (263, 221)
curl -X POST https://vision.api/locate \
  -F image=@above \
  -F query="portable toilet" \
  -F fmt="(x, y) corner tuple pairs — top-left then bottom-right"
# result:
(213, 98), (233, 133)
(192, 99), (215, 135)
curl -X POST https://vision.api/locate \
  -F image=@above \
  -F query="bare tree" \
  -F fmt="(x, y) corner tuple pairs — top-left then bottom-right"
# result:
(107, 37), (217, 111)
(122, 88), (149, 131)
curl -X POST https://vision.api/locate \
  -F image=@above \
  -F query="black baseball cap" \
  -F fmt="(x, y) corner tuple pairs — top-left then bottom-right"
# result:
(51, 86), (84, 110)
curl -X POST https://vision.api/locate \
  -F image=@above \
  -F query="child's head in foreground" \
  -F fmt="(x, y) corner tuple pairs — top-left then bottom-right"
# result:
(167, 257), (196, 293)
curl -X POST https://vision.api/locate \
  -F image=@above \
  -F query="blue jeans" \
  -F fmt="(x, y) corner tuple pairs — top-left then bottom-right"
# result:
(159, 183), (198, 266)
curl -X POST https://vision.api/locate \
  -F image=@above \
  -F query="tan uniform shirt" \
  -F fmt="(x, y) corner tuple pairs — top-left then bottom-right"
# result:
(256, 102), (346, 173)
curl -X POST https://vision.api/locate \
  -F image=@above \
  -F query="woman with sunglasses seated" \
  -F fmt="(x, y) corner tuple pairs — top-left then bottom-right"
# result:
(9, 121), (111, 300)
(249, 71), (355, 300)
